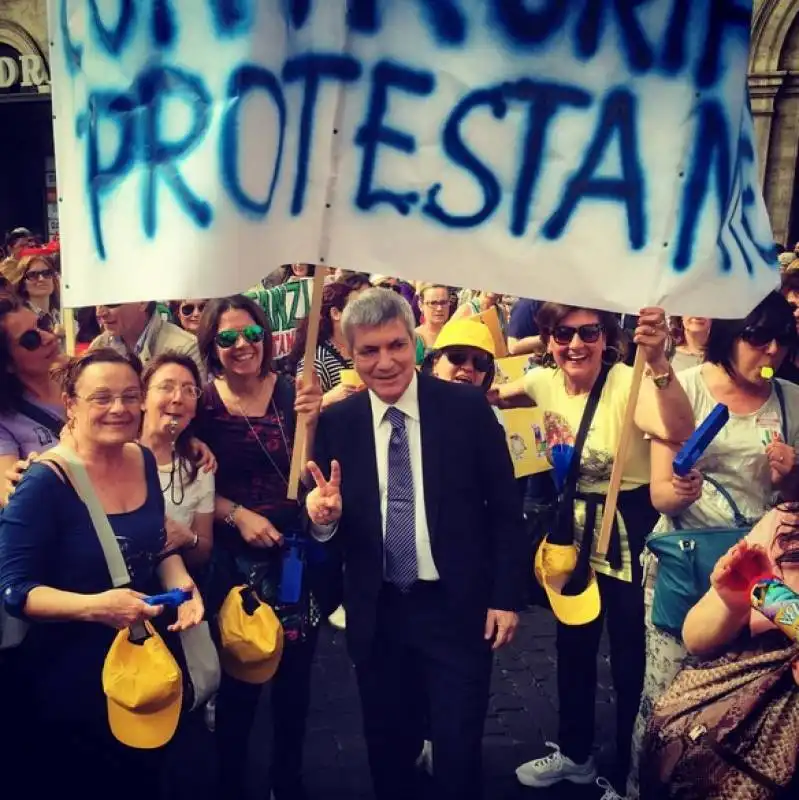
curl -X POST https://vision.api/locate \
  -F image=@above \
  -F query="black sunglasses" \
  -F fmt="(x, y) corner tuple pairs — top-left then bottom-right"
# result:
(25, 268), (54, 281)
(551, 323), (604, 346)
(180, 302), (206, 317)
(445, 347), (493, 373)
(741, 325), (795, 348)
(17, 315), (54, 351)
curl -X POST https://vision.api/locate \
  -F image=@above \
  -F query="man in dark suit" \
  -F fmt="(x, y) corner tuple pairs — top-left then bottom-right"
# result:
(305, 288), (527, 800)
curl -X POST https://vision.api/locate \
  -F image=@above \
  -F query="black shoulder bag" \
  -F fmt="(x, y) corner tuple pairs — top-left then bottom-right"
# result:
(527, 364), (610, 607)
(14, 398), (65, 438)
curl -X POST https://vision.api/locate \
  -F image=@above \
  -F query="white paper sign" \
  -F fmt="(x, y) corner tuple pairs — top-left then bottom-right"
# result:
(50, 0), (778, 317)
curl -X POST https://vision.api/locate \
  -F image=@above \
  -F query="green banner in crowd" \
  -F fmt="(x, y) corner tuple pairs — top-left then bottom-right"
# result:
(245, 278), (313, 359)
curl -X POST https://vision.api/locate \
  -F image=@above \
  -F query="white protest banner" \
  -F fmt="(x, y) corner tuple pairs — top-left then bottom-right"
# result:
(244, 277), (313, 358)
(50, 1), (778, 317)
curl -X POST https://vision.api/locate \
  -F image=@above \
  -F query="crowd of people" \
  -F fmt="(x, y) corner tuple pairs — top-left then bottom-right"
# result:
(1, 228), (799, 800)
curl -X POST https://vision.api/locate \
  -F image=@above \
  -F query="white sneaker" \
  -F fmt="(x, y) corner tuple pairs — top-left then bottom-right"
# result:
(328, 605), (346, 630)
(415, 740), (433, 775)
(515, 742), (597, 788)
(596, 777), (625, 799)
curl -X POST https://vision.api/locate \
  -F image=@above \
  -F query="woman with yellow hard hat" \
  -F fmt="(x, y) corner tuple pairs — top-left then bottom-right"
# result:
(422, 317), (496, 391)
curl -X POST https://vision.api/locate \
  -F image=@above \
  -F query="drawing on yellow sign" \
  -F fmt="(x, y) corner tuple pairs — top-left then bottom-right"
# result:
(491, 355), (551, 477)
(502, 408), (552, 478)
(493, 354), (538, 385)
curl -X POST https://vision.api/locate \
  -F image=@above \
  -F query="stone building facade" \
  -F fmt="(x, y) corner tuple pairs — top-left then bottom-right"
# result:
(750, 0), (799, 248)
(0, 0), (49, 95)
(0, 0), (798, 247)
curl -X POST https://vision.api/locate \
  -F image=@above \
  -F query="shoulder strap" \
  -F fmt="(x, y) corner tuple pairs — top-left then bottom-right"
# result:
(14, 398), (64, 437)
(672, 473), (748, 530)
(43, 445), (131, 588)
(561, 364), (611, 502)
(774, 380), (789, 443)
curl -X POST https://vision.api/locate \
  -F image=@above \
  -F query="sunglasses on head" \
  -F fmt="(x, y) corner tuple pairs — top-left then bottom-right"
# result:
(551, 323), (604, 346)
(215, 324), (265, 349)
(740, 325), (795, 349)
(445, 347), (493, 373)
(180, 302), (206, 317)
(25, 268), (54, 281)
(17, 315), (54, 351)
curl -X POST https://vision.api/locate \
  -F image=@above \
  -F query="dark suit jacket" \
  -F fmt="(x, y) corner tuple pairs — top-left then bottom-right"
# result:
(314, 373), (527, 663)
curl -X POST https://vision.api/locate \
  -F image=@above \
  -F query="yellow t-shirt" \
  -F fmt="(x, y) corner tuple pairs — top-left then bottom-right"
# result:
(523, 363), (651, 581)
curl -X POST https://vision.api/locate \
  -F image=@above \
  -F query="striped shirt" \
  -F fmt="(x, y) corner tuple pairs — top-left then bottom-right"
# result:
(296, 341), (353, 393)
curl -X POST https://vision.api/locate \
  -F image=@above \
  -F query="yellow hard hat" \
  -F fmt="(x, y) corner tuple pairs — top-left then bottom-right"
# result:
(433, 318), (496, 357)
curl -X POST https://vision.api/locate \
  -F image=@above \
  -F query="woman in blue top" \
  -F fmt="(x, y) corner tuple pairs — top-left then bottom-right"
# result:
(0, 348), (204, 800)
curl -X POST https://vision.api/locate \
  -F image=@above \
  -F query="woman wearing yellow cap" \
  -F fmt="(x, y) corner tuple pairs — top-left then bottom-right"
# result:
(422, 317), (496, 391)
(493, 303), (693, 796)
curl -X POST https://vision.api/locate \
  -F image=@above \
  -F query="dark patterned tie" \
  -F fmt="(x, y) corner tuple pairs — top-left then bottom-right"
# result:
(384, 406), (417, 591)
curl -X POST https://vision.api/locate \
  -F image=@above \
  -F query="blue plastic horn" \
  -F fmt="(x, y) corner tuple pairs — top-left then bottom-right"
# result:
(551, 443), (574, 492)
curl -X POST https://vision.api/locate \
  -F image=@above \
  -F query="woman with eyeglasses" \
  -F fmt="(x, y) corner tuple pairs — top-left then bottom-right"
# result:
(626, 290), (799, 798)
(415, 284), (452, 352)
(0, 347), (204, 800)
(174, 299), (208, 336)
(12, 253), (62, 333)
(194, 295), (323, 800)
(0, 292), (65, 501)
(492, 303), (693, 796)
(140, 353), (214, 569)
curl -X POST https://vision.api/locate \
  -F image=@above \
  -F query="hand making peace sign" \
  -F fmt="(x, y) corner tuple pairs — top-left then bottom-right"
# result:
(306, 459), (343, 526)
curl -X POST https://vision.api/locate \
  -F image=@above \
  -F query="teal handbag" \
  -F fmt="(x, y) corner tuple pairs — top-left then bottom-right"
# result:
(646, 476), (751, 637)
(647, 381), (789, 638)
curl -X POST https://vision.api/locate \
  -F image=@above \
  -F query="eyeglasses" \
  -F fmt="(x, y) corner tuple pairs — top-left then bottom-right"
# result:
(445, 347), (493, 373)
(740, 325), (795, 348)
(25, 269), (54, 281)
(180, 302), (206, 317)
(551, 323), (605, 346)
(215, 324), (265, 349)
(17, 315), (54, 351)
(77, 390), (143, 408)
(425, 300), (449, 308)
(152, 380), (202, 399)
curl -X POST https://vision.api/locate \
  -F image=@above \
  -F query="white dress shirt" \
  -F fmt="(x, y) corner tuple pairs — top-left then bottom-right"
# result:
(369, 374), (440, 581)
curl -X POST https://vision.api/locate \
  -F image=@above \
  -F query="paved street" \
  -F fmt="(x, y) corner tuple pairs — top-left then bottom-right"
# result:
(301, 607), (617, 800)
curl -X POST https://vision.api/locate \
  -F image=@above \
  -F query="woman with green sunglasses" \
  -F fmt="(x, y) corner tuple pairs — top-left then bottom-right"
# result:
(195, 294), (324, 800)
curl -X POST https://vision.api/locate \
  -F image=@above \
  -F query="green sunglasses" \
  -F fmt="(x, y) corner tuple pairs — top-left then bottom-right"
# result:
(215, 324), (265, 349)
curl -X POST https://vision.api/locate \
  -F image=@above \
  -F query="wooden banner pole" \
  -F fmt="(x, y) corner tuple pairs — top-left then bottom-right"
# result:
(63, 307), (76, 356)
(286, 267), (328, 500)
(595, 347), (646, 558)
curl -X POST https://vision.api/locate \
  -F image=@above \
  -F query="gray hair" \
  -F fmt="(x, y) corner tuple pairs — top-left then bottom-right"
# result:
(341, 287), (416, 350)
